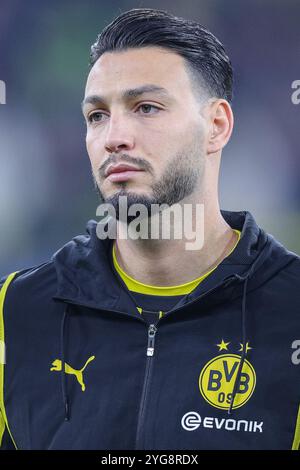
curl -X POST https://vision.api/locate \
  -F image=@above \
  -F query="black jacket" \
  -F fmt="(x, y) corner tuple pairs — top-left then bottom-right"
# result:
(0, 210), (300, 450)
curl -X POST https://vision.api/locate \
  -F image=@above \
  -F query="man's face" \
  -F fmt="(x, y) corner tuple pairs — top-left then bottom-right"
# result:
(82, 46), (208, 218)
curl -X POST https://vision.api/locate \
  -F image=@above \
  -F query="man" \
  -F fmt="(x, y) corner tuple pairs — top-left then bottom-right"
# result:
(0, 8), (299, 450)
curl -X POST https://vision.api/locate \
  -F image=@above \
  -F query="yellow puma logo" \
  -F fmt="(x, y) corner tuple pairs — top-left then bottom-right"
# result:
(50, 355), (95, 391)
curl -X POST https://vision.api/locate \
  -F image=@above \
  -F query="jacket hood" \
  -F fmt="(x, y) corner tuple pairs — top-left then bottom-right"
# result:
(51, 209), (296, 311)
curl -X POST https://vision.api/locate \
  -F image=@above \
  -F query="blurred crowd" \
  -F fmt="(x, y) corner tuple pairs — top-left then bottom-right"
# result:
(0, 0), (299, 276)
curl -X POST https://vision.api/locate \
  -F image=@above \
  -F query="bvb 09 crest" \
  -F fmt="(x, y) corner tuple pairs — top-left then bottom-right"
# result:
(199, 340), (256, 410)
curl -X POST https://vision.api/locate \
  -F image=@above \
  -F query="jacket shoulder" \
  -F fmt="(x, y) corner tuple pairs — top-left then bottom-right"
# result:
(283, 254), (300, 279)
(0, 261), (57, 298)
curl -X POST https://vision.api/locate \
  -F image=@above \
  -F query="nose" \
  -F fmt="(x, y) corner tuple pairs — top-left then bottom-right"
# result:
(104, 115), (135, 154)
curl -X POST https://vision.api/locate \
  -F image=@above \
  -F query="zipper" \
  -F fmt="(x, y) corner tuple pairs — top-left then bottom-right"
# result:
(59, 275), (238, 449)
(135, 323), (158, 449)
(146, 324), (157, 356)
(132, 276), (238, 449)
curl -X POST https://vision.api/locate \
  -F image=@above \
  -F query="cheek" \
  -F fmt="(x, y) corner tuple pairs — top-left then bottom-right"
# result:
(86, 132), (103, 170)
(155, 116), (191, 144)
(145, 126), (178, 154)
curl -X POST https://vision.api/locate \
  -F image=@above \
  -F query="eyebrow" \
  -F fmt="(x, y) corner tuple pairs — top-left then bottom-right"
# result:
(81, 84), (172, 110)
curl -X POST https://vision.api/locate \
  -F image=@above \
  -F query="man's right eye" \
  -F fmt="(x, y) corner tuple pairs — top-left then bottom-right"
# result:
(87, 111), (108, 123)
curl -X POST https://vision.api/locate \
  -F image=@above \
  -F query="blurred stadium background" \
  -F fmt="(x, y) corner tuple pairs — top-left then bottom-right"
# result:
(0, 0), (299, 276)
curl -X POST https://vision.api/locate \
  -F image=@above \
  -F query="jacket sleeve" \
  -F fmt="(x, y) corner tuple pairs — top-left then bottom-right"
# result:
(0, 276), (16, 450)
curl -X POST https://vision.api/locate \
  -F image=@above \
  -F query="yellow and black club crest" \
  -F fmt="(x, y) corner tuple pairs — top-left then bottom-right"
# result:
(199, 339), (256, 410)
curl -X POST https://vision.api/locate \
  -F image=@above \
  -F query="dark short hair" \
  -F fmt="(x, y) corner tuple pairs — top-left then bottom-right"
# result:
(89, 8), (233, 104)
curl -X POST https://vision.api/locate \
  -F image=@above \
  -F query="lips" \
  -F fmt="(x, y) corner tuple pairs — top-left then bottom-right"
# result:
(105, 163), (144, 183)
(105, 164), (141, 177)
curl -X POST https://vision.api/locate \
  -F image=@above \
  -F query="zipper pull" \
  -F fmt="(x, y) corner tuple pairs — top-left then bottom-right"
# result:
(147, 324), (157, 357)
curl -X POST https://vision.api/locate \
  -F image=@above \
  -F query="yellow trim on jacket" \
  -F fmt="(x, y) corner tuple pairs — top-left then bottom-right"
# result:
(0, 271), (19, 449)
(292, 404), (300, 450)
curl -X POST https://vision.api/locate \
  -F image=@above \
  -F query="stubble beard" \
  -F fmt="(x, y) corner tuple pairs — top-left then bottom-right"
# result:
(93, 138), (205, 225)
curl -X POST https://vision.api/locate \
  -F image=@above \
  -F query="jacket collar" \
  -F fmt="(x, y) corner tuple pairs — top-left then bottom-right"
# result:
(51, 210), (294, 312)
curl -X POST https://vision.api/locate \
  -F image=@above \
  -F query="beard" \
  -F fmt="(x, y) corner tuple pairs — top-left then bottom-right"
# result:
(92, 137), (204, 224)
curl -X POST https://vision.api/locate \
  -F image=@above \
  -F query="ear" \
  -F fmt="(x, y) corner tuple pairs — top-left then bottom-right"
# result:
(206, 99), (234, 155)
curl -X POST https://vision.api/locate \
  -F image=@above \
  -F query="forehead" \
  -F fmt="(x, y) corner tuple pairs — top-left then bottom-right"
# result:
(84, 46), (193, 99)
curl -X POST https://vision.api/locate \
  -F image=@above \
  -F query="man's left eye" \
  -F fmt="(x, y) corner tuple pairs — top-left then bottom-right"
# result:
(137, 104), (160, 114)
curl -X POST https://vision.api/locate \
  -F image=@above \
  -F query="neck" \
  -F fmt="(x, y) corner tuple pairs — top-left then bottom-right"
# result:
(113, 203), (238, 287)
